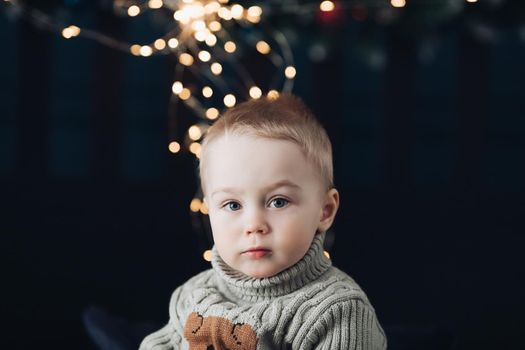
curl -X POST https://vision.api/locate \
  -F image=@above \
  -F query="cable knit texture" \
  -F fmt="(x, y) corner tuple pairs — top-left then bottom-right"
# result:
(140, 234), (387, 350)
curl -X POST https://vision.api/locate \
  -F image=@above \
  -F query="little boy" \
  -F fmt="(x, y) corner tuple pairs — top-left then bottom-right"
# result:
(140, 95), (386, 350)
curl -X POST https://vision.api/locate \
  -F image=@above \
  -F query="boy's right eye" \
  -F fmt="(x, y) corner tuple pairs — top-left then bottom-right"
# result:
(224, 201), (241, 211)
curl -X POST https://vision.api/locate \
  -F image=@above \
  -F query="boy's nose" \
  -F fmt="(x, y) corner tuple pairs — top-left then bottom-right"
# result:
(244, 211), (269, 235)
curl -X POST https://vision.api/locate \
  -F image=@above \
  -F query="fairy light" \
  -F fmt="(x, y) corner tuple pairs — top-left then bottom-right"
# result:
(285, 66), (296, 79)
(179, 53), (194, 66)
(224, 41), (236, 53)
(224, 94), (236, 107)
(127, 5), (140, 17)
(198, 50), (211, 62)
(230, 4), (244, 19)
(208, 20), (222, 32)
(189, 142), (202, 155)
(191, 20), (206, 31)
(320, 1), (335, 12)
(391, 0), (406, 8)
(466, 0), (477, 2)
(200, 202), (208, 214)
(218, 7), (232, 20)
(205, 34), (217, 46)
(172, 81), (183, 94)
(140, 45), (153, 57)
(148, 0), (163, 9)
(154, 38), (166, 50)
(249, 86), (262, 99)
(61, 25), (80, 39)
(168, 141), (181, 153)
(323, 251), (330, 259)
(206, 107), (219, 120)
(256, 41), (271, 54)
(267, 90), (279, 100)
(210, 62), (222, 75)
(130, 44), (141, 56)
(179, 88), (191, 100)
(194, 30), (208, 42)
(205, 2), (220, 14)
(247, 6), (262, 18)
(168, 38), (179, 48)
(203, 250), (212, 261)
(188, 125), (203, 140)
(190, 198), (202, 212)
(202, 86), (213, 98)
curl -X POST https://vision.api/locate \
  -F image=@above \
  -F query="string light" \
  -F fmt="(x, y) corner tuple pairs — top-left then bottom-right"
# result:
(205, 34), (217, 46)
(249, 86), (262, 99)
(199, 202), (208, 214)
(202, 86), (213, 98)
(168, 38), (179, 49)
(179, 88), (191, 100)
(466, 0), (477, 2)
(140, 45), (153, 57)
(172, 81), (183, 94)
(319, 1), (335, 12)
(179, 53), (194, 66)
(130, 44), (141, 56)
(198, 50), (211, 62)
(210, 62), (222, 75)
(206, 107), (220, 120)
(154, 38), (166, 50)
(209, 20), (222, 32)
(285, 66), (296, 79)
(127, 5), (140, 17)
(256, 41), (271, 54)
(189, 142), (202, 155)
(148, 0), (163, 9)
(323, 251), (331, 259)
(61, 25), (80, 39)
(391, 0), (406, 8)
(267, 90), (279, 100)
(230, 4), (244, 19)
(190, 198), (202, 212)
(203, 250), (212, 262)
(188, 125), (202, 140)
(224, 41), (236, 53)
(168, 141), (181, 153)
(224, 94), (236, 107)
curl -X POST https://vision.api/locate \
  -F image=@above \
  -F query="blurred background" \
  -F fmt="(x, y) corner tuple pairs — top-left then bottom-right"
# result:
(2, 0), (524, 349)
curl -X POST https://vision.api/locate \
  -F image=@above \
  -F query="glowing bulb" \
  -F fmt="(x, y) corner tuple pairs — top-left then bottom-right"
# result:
(320, 1), (335, 12)
(466, 0), (477, 2)
(179, 53), (194, 66)
(206, 107), (219, 120)
(203, 250), (212, 261)
(230, 4), (244, 19)
(200, 203), (208, 214)
(202, 86), (213, 98)
(247, 6), (262, 17)
(190, 198), (201, 212)
(285, 66), (296, 79)
(140, 45), (153, 57)
(168, 141), (181, 153)
(218, 7), (232, 20)
(130, 44), (141, 56)
(267, 90), (279, 100)
(205, 34), (217, 46)
(61, 28), (73, 39)
(210, 62), (222, 75)
(249, 86), (262, 99)
(168, 38), (179, 48)
(189, 142), (202, 155)
(224, 41), (236, 53)
(198, 50), (211, 62)
(191, 20), (206, 31)
(194, 30), (208, 42)
(323, 251), (330, 259)
(154, 39), (166, 50)
(390, 0), (406, 7)
(179, 88), (191, 100)
(172, 81), (183, 94)
(128, 5), (140, 17)
(208, 20), (222, 32)
(148, 0), (163, 9)
(224, 94), (236, 107)
(256, 41), (270, 54)
(188, 125), (202, 140)
(205, 2), (220, 14)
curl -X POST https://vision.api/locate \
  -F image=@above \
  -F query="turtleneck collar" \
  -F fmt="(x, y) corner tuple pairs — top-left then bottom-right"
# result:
(211, 233), (332, 303)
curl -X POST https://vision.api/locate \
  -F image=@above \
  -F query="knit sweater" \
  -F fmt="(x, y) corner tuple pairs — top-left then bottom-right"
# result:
(140, 234), (387, 350)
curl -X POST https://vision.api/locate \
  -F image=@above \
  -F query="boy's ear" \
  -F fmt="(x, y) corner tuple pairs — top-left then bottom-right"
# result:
(318, 188), (339, 233)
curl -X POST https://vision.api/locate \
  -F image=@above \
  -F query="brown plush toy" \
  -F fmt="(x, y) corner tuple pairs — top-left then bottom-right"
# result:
(183, 312), (258, 350)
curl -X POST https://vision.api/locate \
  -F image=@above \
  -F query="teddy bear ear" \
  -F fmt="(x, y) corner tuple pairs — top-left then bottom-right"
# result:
(224, 323), (258, 350)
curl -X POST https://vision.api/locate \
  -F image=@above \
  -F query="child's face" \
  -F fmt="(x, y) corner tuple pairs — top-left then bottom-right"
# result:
(203, 134), (330, 278)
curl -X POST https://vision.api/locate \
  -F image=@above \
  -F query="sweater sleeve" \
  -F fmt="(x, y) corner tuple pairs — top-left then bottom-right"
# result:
(139, 287), (185, 350)
(307, 299), (387, 350)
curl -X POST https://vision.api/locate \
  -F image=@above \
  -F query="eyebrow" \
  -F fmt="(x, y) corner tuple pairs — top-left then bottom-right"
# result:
(211, 180), (301, 198)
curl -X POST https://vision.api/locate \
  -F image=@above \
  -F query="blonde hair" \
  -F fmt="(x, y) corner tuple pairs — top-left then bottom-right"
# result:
(199, 94), (334, 195)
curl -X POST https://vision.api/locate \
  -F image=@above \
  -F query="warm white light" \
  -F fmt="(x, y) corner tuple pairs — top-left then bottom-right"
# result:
(210, 62), (223, 75)
(205, 2), (220, 14)
(189, 142), (202, 155)
(62, 25), (80, 39)
(208, 20), (222, 32)
(191, 20), (206, 31)
(179, 88), (191, 100)
(390, 0), (406, 7)
(179, 53), (194, 66)
(224, 41), (236, 53)
(203, 250), (212, 261)
(168, 141), (181, 153)
(188, 125), (202, 140)
(224, 94), (236, 107)
(247, 6), (262, 18)
(194, 30), (208, 42)
(140, 45), (153, 57)
(128, 5), (140, 17)
(267, 90), (279, 100)
(285, 66), (296, 79)
(168, 38), (179, 48)
(154, 39), (166, 50)
(190, 198), (202, 212)
(148, 0), (163, 9)
(172, 81), (183, 94)
(218, 7), (232, 20)
(205, 34), (217, 46)
(200, 203), (208, 214)
(202, 86), (213, 98)
(130, 44), (141, 56)
(466, 0), (477, 2)
(320, 1), (335, 12)
(230, 4), (244, 19)
(323, 251), (330, 259)
(198, 50), (211, 62)
(206, 107), (219, 120)
(256, 41), (270, 54)
(249, 86), (262, 99)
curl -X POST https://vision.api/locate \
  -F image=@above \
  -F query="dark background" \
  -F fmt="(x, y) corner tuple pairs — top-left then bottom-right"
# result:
(2, 1), (524, 349)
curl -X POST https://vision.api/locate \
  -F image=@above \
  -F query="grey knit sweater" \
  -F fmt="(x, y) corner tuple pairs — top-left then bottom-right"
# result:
(140, 234), (387, 350)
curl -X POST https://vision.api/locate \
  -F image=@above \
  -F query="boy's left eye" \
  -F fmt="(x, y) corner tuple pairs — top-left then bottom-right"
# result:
(269, 198), (289, 208)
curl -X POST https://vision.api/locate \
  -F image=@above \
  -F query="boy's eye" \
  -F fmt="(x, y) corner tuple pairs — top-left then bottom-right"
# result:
(224, 201), (241, 211)
(269, 198), (289, 209)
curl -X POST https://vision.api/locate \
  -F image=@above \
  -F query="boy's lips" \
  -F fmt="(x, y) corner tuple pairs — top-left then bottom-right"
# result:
(243, 247), (271, 259)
